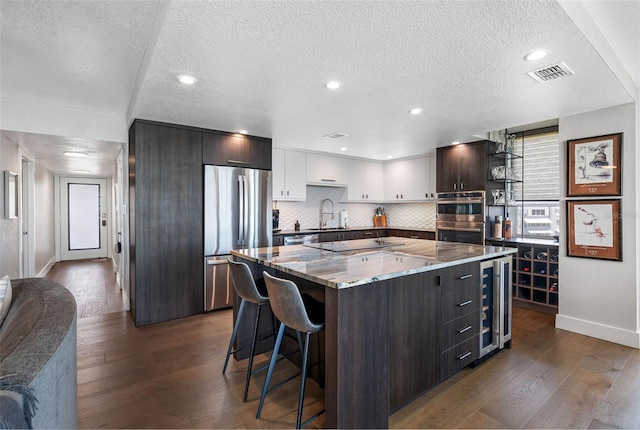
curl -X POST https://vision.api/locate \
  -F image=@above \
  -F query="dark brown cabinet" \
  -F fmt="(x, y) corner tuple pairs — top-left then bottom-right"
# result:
(436, 141), (488, 192)
(203, 132), (271, 170)
(439, 261), (480, 379)
(129, 120), (204, 326)
(389, 270), (441, 411)
(387, 229), (435, 240)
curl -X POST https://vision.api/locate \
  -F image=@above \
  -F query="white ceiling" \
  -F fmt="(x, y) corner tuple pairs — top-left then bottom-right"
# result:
(1, 0), (638, 176)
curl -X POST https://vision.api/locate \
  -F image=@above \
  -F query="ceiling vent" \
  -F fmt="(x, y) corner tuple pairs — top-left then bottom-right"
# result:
(527, 62), (574, 83)
(323, 132), (348, 139)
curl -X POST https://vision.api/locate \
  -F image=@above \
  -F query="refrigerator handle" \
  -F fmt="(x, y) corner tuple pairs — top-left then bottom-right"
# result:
(241, 174), (248, 248)
(238, 174), (244, 247)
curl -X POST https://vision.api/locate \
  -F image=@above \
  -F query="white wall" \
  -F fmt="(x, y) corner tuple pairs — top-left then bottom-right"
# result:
(34, 162), (55, 274)
(1, 136), (56, 278)
(0, 136), (20, 278)
(557, 102), (639, 348)
(0, 98), (127, 143)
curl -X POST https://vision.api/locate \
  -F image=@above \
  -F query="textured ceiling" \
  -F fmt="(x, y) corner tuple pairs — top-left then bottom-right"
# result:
(0, 0), (637, 175)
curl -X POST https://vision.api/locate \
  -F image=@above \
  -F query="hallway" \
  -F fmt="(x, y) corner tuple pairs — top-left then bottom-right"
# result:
(46, 259), (126, 319)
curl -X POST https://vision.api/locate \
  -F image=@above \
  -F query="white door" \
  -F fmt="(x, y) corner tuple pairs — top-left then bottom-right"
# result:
(60, 177), (108, 260)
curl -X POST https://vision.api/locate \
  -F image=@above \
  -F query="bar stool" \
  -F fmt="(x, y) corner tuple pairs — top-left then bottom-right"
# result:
(223, 258), (274, 402)
(257, 271), (325, 429)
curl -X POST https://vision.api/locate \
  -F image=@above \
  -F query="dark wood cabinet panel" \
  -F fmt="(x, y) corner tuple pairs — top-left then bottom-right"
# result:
(441, 335), (479, 379)
(272, 235), (284, 246)
(441, 310), (480, 351)
(458, 142), (487, 191)
(436, 146), (460, 192)
(129, 120), (204, 326)
(436, 141), (488, 192)
(389, 271), (441, 412)
(203, 132), (271, 170)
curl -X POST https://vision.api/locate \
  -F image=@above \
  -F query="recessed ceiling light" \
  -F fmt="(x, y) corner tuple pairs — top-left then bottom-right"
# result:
(387, 155), (393, 159)
(325, 81), (341, 89)
(237, 130), (248, 135)
(451, 141), (461, 145)
(409, 108), (424, 115)
(340, 147), (347, 151)
(524, 50), (549, 61)
(73, 169), (90, 174)
(64, 151), (88, 158)
(178, 75), (196, 85)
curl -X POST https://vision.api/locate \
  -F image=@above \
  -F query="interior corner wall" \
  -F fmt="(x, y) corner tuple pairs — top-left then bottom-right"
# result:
(34, 162), (55, 275)
(1, 135), (20, 278)
(557, 102), (639, 348)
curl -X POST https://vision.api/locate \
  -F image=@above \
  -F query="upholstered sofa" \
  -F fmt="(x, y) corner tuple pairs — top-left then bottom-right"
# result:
(0, 278), (77, 429)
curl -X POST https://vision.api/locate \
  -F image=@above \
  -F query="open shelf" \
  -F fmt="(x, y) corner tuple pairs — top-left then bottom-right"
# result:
(509, 243), (559, 313)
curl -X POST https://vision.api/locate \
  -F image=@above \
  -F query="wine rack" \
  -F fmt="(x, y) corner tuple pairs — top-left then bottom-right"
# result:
(513, 243), (559, 311)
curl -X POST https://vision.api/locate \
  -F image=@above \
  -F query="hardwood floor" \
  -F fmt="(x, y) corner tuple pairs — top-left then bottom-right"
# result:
(51, 261), (639, 428)
(46, 258), (126, 318)
(72, 301), (640, 429)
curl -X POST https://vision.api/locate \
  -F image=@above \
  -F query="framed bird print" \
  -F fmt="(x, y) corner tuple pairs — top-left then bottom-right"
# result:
(567, 199), (621, 261)
(567, 133), (622, 196)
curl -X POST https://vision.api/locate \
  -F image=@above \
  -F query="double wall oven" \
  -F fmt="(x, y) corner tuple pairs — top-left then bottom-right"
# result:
(436, 191), (485, 245)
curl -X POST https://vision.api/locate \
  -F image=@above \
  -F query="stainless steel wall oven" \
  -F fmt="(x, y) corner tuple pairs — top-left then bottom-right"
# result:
(436, 191), (485, 245)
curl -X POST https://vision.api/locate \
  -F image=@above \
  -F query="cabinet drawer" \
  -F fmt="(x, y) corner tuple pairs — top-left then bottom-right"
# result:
(441, 311), (480, 351)
(442, 288), (480, 322)
(441, 335), (479, 379)
(441, 262), (478, 296)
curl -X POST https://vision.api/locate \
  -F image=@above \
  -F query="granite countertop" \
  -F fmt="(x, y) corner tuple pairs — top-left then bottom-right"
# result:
(231, 237), (516, 289)
(486, 237), (560, 246)
(273, 226), (435, 235)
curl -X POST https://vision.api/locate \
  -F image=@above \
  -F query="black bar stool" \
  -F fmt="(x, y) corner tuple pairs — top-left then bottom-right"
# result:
(223, 258), (274, 402)
(257, 271), (325, 429)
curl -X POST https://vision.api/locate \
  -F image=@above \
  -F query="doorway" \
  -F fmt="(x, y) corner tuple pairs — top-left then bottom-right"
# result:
(58, 177), (109, 260)
(20, 157), (35, 277)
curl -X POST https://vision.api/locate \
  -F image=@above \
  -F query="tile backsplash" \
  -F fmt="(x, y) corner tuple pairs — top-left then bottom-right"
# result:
(274, 186), (436, 231)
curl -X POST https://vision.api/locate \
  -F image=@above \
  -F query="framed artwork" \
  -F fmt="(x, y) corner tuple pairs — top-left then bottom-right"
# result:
(567, 199), (621, 261)
(4, 171), (18, 219)
(567, 133), (622, 196)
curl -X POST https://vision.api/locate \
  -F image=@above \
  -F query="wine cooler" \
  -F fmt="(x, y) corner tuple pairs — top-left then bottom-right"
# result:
(479, 256), (512, 357)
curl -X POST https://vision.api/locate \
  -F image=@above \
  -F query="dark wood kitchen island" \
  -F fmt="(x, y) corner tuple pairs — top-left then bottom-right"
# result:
(231, 237), (516, 428)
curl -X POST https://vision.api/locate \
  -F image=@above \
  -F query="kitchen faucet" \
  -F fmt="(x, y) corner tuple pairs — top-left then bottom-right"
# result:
(320, 198), (334, 229)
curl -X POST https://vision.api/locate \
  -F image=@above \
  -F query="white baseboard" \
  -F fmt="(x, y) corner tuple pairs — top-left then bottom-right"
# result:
(122, 288), (130, 311)
(36, 256), (56, 278)
(556, 313), (640, 349)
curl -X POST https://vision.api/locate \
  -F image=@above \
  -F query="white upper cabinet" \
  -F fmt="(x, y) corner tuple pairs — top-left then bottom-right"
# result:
(383, 156), (436, 202)
(412, 155), (437, 200)
(306, 153), (348, 186)
(383, 159), (414, 201)
(347, 159), (383, 202)
(272, 148), (306, 200)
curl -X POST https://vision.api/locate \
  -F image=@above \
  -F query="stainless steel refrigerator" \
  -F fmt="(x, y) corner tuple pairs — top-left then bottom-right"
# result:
(204, 165), (272, 311)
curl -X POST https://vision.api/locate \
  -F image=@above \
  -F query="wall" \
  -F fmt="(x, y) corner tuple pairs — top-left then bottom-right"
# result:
(557, 102), (639, 348)
(0, 136), (20, 277)
(34, 162), (55, 275)
(274, 185), (436, 231)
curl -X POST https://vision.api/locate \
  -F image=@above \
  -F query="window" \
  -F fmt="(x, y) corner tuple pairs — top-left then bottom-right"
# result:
(508, 128), (560, 239)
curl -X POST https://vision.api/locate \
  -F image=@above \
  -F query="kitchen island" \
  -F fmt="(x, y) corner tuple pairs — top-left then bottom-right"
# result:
(231, 237), (516, 428)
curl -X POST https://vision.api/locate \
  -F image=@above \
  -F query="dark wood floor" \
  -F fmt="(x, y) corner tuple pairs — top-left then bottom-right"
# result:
(51, 261), (640, 428)
(46, 258), (126, 318)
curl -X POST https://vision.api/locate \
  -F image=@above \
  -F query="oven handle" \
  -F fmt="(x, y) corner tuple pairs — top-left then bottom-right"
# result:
(436, 225), (484, 233)
(437, 199), (485, 204)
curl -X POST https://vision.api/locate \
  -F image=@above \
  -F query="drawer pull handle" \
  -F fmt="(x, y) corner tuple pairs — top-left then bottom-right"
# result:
(459, 274), (472, 280)
(458, 325), (472, 334)
(458, 300), (472, 307)
(321, 178), (336, 182)
(457, 351), (472, 360)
